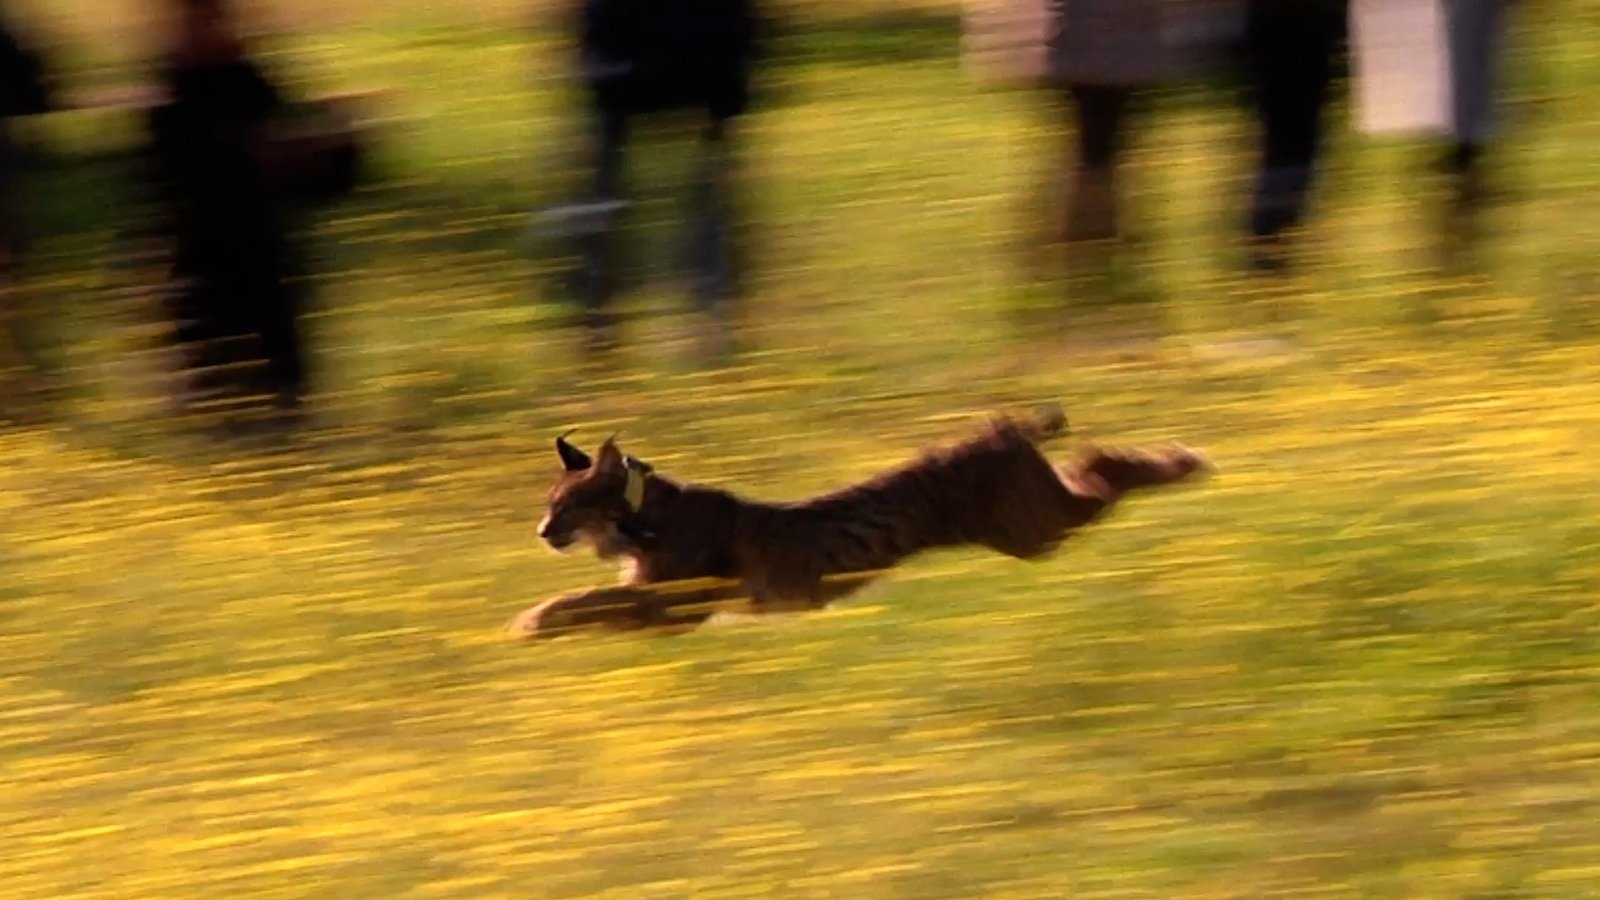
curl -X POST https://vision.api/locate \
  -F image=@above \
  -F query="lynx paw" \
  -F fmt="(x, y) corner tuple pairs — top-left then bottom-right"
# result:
(505, 597), (580, 640)
(1166, 443), (1214, 479)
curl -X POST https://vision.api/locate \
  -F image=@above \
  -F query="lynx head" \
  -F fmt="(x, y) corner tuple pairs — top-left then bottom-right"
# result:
(538, 432), (655, 556)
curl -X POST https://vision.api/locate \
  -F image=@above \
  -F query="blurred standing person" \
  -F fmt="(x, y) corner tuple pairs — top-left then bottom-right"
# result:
(0, 5), (53, 417)
(0, 6), (49, 261)
(1348, 0), (1517, 267)
(1239, 0), (1348, 273)
(1049, 0), (1168, 249)
(146, 0), (358, 434)
(969, 0), (1240, 295)
(550, 0), (762, 365)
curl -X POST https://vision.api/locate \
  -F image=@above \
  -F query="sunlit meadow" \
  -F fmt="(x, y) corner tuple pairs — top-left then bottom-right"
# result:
(4, 1), (1600, 897)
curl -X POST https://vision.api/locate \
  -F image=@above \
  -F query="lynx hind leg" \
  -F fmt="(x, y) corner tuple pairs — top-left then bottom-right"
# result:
(1003, 402), (1069, 443)
(1067, 442), (1213, 501)
(1030, 402), (1068, 439)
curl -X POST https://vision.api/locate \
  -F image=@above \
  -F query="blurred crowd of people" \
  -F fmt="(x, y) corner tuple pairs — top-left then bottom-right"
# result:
(143, 0), (362, 431)
(4, 0), (362, 435)
(1, 0), (1522, 439)
(1, 2), (54, 405)
(966, 0), (1516, 277)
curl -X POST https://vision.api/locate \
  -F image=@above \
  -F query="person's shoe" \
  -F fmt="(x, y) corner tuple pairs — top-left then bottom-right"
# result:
(579, 318), (622, 368)
(690, 315), (739, 368)
(1247, 233), (1291, 275)
(1064, 166), (1119, 243)
(1436, 143), (1491, 272)
(1248, 164), (1313, 260)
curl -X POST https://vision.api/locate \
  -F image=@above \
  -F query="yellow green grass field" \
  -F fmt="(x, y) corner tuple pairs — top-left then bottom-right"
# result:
(5, 2), (1600, 897)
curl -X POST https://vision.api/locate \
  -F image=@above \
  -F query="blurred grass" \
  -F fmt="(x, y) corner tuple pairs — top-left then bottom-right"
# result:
(4, 1), (1600, 897)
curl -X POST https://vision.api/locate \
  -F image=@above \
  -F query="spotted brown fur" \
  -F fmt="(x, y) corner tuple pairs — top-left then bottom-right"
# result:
(510, 405), (1210, 639)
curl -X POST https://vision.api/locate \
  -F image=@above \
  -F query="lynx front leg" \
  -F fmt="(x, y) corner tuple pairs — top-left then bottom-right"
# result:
(1067, 444), (1212, 503)
(507, 581), (748, 640)
(507, 587), (657, 639)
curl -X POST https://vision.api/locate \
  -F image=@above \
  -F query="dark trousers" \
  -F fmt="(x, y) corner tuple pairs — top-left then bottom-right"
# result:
(1443, 0), (1513, 174)
(1069, 84), (1134, 171)
(574, 108), (740, 339)
(256, 283), (307, 408)
(0, 121), (23, 266)
(1, 121), (50, 407)
(166, 269), (307, 412)
(1057, 84), (1139, 243)
(1243, 0), (1348, 239)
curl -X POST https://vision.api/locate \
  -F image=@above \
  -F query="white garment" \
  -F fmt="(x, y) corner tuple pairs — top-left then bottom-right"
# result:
(960, 0), (1240, 88)
(961, 0), (1057, 87)
(1349, 0), (1454, 136)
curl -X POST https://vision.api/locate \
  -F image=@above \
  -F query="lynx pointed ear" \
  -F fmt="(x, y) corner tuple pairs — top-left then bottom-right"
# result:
(594, 434), (625, 471)
(555, 431), (591, 471)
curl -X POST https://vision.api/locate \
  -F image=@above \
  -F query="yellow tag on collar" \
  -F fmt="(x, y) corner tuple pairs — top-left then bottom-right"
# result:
(623, 466), (646, 512)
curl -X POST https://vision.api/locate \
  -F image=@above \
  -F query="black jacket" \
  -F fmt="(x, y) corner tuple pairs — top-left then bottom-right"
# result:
(578, 0), (762, 120)
(0, 17), (51, 118)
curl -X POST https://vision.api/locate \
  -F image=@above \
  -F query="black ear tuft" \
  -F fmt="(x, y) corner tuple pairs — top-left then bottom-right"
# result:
(556, 431), (591, 471)
(623, 455), (654, 476)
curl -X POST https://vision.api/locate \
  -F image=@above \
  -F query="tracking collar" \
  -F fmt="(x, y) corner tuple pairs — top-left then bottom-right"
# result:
(616, 459), (656, 543)
(622, 459), (648, 512)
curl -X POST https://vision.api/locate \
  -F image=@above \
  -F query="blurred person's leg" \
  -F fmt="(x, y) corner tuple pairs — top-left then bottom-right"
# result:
(1063, 83), (1133, 244)
(1439, 0), (1513, 261)
(0, 126), (21, 406)
(0, 37), (53, 415)
(1243, 0), (1347, 272)
(1443, 0), (1511, 176)
(1047, 0), (1181, 256)
(162, 276), (233, 419)
(170, 229), (312, 432)
(0, 210), (55, 420)
(1054, 83), (1158, 316)
(0, 243), (30, 416)
(253, 280), (308, 423)
(573, 106), (629, 359)
(683, 118), (742, 362)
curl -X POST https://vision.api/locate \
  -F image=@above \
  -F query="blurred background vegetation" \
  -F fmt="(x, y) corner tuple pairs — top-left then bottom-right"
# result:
(3, 0), (1600, 897)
